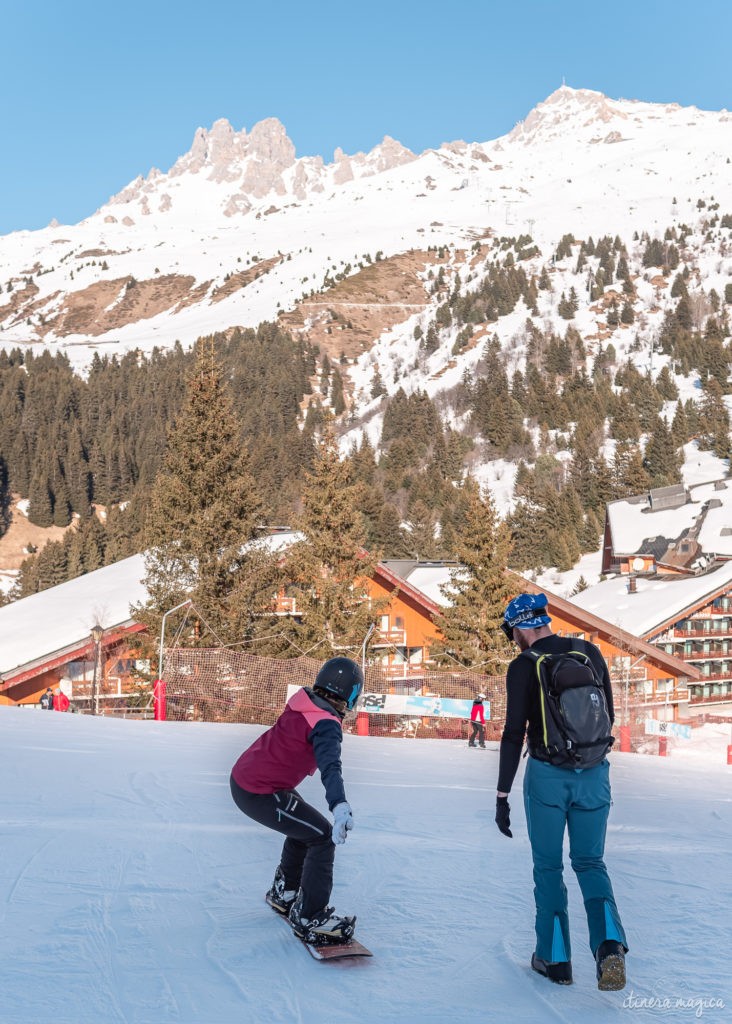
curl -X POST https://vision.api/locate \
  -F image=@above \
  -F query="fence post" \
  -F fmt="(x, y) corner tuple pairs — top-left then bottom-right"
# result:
(356, 711), (369, 736)
(619, 725), (631, 753)
(658, 736), (667, 757)
(727, 744), (732, 766)
(153, 679), (167, 722)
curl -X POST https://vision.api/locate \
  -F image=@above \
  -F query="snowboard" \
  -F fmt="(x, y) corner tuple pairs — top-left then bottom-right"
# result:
(266, 895), (372, 961)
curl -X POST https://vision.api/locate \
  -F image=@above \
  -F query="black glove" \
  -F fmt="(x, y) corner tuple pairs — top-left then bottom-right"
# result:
(495, 796), (512, 838)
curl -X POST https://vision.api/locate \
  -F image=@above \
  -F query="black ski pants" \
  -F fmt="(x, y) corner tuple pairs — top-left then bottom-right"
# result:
(230, 775), (334, 917)
(469, 721), (485, 746)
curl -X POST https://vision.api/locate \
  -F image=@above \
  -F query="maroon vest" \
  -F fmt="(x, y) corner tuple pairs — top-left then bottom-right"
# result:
(232, 688), (341, 794)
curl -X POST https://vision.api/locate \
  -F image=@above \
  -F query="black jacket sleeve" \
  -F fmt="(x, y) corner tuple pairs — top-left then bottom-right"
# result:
(310, 718), (347, 810)
(497, 660), (531, 794)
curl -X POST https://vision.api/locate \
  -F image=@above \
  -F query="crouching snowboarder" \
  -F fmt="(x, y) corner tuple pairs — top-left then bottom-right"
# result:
(230, 656), (364, 945)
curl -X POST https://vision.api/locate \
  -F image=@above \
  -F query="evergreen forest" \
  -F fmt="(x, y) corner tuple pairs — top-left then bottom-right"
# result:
(3, 219), (732, 606)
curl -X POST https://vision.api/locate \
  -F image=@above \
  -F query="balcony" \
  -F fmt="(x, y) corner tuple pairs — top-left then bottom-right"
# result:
(688, 690), (732, 704)
(667, 628), (732, 639)
(380, 662), (426, 680)
(627, 687), (689, 706)
(670, 650), (732, 662)
(686, 671), (732, 683)
(371, 629), (407, 647)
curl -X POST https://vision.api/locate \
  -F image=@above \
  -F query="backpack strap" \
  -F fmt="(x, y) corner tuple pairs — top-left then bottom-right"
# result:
(520, 648), (553, 752)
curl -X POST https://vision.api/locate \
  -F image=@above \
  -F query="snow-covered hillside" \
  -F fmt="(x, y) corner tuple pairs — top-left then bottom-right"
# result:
(1, 708), (730, 1024)
(1, 85), (731, 384)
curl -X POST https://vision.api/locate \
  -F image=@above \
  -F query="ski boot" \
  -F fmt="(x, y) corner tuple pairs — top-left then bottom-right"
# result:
(265, 866), (298, 916)
(531, 953), (573, 985)
(596, 940), (626, 991)
(288, 890), (356, 945)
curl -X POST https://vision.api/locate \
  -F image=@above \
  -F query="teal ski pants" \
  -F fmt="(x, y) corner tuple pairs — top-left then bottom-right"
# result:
(523, 757), (627, 962)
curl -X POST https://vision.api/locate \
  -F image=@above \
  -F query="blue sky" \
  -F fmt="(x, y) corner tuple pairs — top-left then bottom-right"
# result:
(2, 0), (731, 234)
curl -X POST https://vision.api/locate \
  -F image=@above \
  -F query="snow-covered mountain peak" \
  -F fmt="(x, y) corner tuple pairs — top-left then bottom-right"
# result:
(507, 85), (634, 145)
(507, 84), (732, 150)
(348, 135), (417, 176)
(98, 116), (419, 220)
(2, 85), (732, 379)
(164, 115), (295, 186)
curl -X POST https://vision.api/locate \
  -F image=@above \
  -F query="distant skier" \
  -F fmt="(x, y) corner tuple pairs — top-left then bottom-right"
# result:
(39, 687), (54, 710)
(230, 656), (363, 945)
(53, 688), (70, 712)
(468, 693), (486, 747)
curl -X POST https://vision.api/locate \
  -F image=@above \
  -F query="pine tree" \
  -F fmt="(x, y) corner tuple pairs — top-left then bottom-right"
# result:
(612, 441), (650, 498)
(434, 478), (514, 671)
(698, 377), (731, 458)
(136, 339), (266, 644)
(330, 368), (346, 415)
(403, 499), (441, 560)
(370, 366), (386, 399)
(670, 401), (690, 447)
(284, 417), (385, 656)
(644, 416), (682, 486)
(28, 467), (53, 527)
(656, 365), (679, 401)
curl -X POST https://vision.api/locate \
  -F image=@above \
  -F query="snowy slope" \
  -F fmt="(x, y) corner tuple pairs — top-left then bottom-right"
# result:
(1, 708), (730, 1024)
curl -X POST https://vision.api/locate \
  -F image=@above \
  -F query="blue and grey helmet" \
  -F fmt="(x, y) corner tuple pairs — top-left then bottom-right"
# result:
(501, 592), (552, 639)
(314, 657), (364, 711)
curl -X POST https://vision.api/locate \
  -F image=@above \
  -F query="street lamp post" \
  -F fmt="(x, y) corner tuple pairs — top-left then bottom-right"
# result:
(90, 624), (104, 716)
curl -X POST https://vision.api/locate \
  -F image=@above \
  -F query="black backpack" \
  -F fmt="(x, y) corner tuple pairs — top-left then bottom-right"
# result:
(521, 646), (614, 768)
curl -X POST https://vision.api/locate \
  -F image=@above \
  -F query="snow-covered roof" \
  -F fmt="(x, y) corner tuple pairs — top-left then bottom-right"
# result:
(569, 560), (732, 638)
(399, 565), (455, 607)
(0, 532), (303, 683)
(607, 480), (732, 559)
(0, 554), (148, 680)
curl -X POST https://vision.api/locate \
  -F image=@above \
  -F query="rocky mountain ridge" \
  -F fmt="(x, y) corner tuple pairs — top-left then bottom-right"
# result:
(0, 86), (730, 404)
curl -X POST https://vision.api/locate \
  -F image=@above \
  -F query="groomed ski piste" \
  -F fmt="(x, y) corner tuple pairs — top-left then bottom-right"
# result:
(1, 709), (730, 1024)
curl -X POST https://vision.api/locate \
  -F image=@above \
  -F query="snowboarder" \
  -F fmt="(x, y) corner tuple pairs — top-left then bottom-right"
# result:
(468, 693), (486, 747)
(230, 656), (363, 945)
(495, 593), (628, 991)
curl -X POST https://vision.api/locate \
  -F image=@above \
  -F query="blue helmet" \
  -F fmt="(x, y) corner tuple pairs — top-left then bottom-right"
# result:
(314, 657), (364, 710)
(501, 592), (552, 639)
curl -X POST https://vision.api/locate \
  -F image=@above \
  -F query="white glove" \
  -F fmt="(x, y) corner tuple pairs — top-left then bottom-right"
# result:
(332, 802), (354, 845)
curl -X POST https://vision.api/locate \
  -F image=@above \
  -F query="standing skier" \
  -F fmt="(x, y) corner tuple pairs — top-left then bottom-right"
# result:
(230, 656), (363, 945)
(468, 693), (486, 747)
(495, 593), (628, 991)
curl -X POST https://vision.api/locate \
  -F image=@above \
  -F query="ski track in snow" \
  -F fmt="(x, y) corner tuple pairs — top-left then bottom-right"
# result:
(0, 709), (730, 1023)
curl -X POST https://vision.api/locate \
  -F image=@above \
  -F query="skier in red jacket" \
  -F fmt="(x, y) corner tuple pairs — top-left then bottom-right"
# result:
(230, 657), (363, 945)
(469, 693), (486, 747)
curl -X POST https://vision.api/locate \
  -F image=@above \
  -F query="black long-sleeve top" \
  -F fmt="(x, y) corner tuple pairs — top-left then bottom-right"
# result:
(497, 634), (614, 794)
